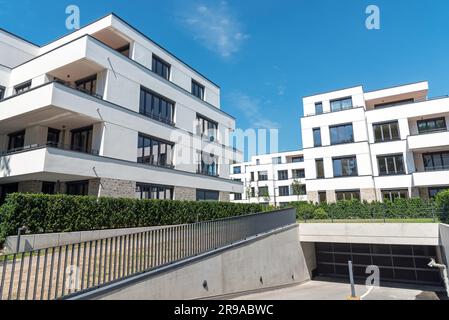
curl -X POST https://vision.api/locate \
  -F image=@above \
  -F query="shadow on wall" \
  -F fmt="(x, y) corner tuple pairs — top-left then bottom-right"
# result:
(0, 156), (11, 177)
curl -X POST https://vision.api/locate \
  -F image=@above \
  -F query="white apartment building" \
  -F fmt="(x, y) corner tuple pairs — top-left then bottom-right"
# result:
(230, 151), (307, 206)
(0, 13), (243, 203)
(301, 81), (449, 203)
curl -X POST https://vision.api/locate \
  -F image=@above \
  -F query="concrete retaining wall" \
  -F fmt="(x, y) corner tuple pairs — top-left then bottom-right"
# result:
(4, 225), (171, 253)
(72, 224), (310, 300)
(439, 224), (449, 267)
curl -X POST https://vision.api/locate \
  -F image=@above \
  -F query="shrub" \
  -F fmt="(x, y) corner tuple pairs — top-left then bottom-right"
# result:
(313, 207), (328, 220)
(0, 193), (268, 245)
(435, 190), (449, 223)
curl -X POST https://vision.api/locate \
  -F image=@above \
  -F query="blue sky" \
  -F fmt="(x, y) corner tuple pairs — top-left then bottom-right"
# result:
(2, 0), (449, 158)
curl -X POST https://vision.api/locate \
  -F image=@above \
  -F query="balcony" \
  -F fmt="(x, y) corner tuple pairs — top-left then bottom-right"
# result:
(407, 130), (449, 151)
(0, 143), (99, 158)
(412, 169), (449, 187)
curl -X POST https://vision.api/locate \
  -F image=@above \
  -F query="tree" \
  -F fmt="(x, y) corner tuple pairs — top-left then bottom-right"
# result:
(291, 179), (306, 201)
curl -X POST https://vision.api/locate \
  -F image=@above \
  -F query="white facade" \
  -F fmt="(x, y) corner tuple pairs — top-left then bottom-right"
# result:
(0, 14), (242, 202)
(230, 151), (307, 206)
(301, 81), (449, 203)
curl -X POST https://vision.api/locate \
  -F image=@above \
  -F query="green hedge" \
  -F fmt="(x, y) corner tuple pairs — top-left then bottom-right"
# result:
(435, 190), (449, 223)
(0, 194), (269, 244)
(291, 198), (441, 221)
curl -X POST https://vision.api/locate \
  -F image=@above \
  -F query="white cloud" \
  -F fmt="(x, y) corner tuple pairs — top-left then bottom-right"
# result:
(180, 1), (249, 58)
(228, 91), (280, 129)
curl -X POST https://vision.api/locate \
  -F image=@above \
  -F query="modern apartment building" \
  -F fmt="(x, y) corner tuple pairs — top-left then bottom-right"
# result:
(230, 150), (307, 206)
(301, 81), (449, 203)
(0, 13), (242, 203)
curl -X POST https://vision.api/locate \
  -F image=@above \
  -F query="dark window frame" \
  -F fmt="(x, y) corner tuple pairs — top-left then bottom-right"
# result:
(278, 186), (290, 197)
(330, 123), (354, 145)
(292, 169), (305, 179)
(330, 96), (353, 112)
(316, 159), (325, 179)
(197, 151), (219, 176)
(373, 121), (400, 143)
(71, 125), (93, 154)
(14, 80), (32, 94)
(7, 130), (26, 152)
(136, 183), (173, 200)
(318, 191), (327, 203)
(336, 190), (361, 201)
(233, 166), (241, 174)
(313, 128), (322, 147)
(152, 54), (171, 80)
(192, 80), (205, 100)
(292, 156), (304, 163)
(66, 180), (89, 196)
(47, 128), (61, 147)
(0, 86), (5, 100)
(75, 74), (97, 96)
(258, 171), (268, 181)
(332, 156), (358, 177)
(428, 186), (449, 199)
(196, 189), (219, 201)
(258, 186), (269, 197)
(417, 117), (447, 134)
(138, 133), (175, 168)
(278, 170), (288, 181)
(382, 189), (408, 202)
(377, 154), (405, 176)
(196, 113), (218, 142)
(423, 151), (449, 172)
(42, 182), (56, 195)
(233, 193), (242, 200)
(140, 86), (175, 126)
(315, 102), (323, 115)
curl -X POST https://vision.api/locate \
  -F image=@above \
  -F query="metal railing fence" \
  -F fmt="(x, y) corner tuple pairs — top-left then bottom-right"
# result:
(0, 208), (295, 300)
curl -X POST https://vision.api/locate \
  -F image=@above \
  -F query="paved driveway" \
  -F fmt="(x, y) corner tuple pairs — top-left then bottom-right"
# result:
(230, 280), (441, 300)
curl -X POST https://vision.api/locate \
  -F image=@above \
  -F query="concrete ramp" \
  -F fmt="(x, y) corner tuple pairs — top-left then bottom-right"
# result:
(71, 225), (311, 300)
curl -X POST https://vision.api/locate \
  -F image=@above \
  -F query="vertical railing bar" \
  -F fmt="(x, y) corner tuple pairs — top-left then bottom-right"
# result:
(98, 239), (104, 286)
(146, 231), (150, 269)
(17, 252), (26, 300)
(108, 237), (113, 282)
(127, 234), (131, 276)
(67, 244), (75, 295)
(156, 229), (161, 267)
(32, 249), (41, 300)
(138, 232), (143, 271)
(170, 227), (174, 263)
(92, 241), (98, 287)
(0, 254), (7, 300)
(81, 242), (87, 290)
(143, 232), (147, 270)
(130, 234), (135, 275)
(86, 241), (92, 290)
(113, 236), (118, 281)
(39, 248), (49, 300)
(25, 251), (34, 300)
(7, 254), (17, 300)
(103, 238), (108, 284)
(75, 243), (81, 294)
(152, 230), (156, 268)
(61, 246), (69, 298)
(54, 247), (62, 300)
(119, 236), (123, 278)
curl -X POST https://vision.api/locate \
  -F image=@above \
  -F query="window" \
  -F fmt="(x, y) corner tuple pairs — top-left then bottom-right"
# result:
(7, 130), (25, 151)
(315, 102), (323, 115)
(136, 183), (173, 200)
(332, 156), (358, 177)
(272, 156), (282, 164)
(293, 169), (305, 179)
(138, 134), (174, 168)
(198, 152), (218, 176)
(292, 156), (304, 163)
(382, 189), (408, 202)
(233, 166), (241, 174)
(196, 114), (218, 142)
(258, 171), (268, 181)
(140, 87), (175, 125)
(47, 128), (60, 147)
(75, 75), (97, 96)
(313, 128), (322, 147)
(258, 186), (269, 197)
(250, 172), (255, 182)
(256, 159), (260, 165)
(292, 184), (306, 196)
(278, 170), (288, 180)
(71, 126), (93, 153)
(336, 190), (360, 201)
(196, 189), (219, 201)
(318, 191), (327, 203)
(233, 193), (242, 200)
(429, 187), (449, 199)
(14, 81), (31, 94)
(279, 186), (290, 197)
(251, 187), (256, 197)
(42, 182), (56, 195)
(377, 154), (405, 176)
(330, 123), (354, 145)
(152, 55), (171, 80)
(374, 98), (414, 109)
(192, 80), (205, 100)
(316, 159), (324, 179)
(423, 152), (449, 171)
(417, 117), (447, 134)
(330, 97), (353, 112)
(66, 181), (89, 196)
(0, 86), (5, 100)
(0, 183), (18, 204)
(373, 121), (400, 143)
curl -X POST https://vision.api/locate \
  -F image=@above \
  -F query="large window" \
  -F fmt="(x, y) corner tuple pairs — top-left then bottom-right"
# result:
(278, 170), (288, 180)
(196, 114), (218, 142)
(272, 157), (282, 164)
(75, 75), (97, 96)
(333, 156), (358, 177)
(233, 193), (242, 200)
(71, 126), (93, 154)
(192, 80), (205, 100)
(377, 154), (405, 176)
(0, 86), (5, 100)
(423, 152), (449, 171)
(198, 152), (218, 176)
(196, 189), (219, 201)
(42, 182), (56, 195)
(140, 87), (175, 125)
(152, 55), (171, 80)
(292, 156), (304, 163)
(292, 184), (306, 196)
(373, 121), (400, 143)
(250, 172), (255, 181)
(258, 171), (268, 181)
(47, 128), (60, 147)
(316, 159), (324, 179)
(336, 190), (360, 201)
(0, 183), (18, 204)
(429, 187), (449, 199)
(66, 181), (89, 196)
(293, 169), (305, 179)
(318, 191), (327, 203)
(382, 189), (408, 202)
(417, 117), (447, 134)
(7, 130), (25, 151)
(233, 166), (241, 174)
(315, 102), (323, 115)
(258, 186), (269, 197)
(313, 128), (322, 147)
(279, 186), (290, 196)
(138, 134), (174, 168)
(136, 183), (173, 200)
(330, 123), (354, 145)
(14, 81), (31, 94)
(330, 97), (353, 112)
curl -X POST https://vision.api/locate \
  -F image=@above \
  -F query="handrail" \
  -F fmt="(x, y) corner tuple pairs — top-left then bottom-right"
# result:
(0, 208), (295, 300)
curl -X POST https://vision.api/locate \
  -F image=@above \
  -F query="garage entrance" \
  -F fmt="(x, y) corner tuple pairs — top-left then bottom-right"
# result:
(315, 242), (442, 286)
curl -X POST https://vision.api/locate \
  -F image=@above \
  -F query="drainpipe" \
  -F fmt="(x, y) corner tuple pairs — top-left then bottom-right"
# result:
(428, 258), (449, 298)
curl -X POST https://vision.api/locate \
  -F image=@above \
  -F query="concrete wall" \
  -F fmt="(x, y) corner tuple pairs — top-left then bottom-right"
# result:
(439, 224), (449, 267)
(75, 225), (311, 300)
